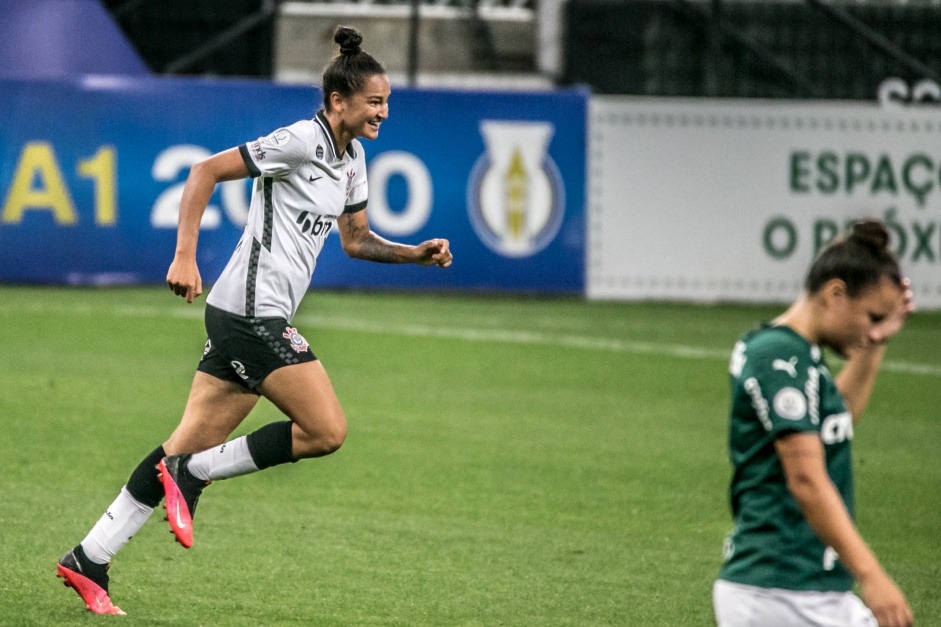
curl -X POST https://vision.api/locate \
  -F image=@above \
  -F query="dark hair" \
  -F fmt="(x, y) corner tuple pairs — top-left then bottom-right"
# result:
(322, 26), (385, 110)
(805, 219), (902, 297)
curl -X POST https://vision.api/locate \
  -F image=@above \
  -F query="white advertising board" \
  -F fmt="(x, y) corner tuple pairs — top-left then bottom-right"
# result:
(589, 97), (941, 309)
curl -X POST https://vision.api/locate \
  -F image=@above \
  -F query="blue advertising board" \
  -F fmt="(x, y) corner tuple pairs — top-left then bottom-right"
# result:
(0, 76), (586, 293)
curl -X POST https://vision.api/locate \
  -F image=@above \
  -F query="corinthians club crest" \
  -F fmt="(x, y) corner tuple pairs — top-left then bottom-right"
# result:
(467, 121), (565, 257)
(282, 326), (309, 353)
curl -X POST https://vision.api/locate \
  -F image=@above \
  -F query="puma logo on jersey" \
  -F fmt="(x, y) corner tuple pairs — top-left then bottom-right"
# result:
(772, 356), (799, 378)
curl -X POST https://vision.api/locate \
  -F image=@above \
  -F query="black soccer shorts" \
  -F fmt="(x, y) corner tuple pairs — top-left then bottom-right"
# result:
(197, 304), (318, 390)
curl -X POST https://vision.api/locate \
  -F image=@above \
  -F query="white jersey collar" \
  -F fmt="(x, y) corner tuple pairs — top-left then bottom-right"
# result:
(313, 109), (356, 161)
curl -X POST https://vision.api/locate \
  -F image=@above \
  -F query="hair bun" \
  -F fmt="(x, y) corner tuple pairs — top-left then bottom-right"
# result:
(334, 26), (363, 56)
(850, 218), (890, 251)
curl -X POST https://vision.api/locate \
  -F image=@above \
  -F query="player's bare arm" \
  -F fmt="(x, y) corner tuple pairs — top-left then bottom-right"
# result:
(338, 210), (452, 267)
(776, 432), (913, 627)
(167, 148), (251, 302)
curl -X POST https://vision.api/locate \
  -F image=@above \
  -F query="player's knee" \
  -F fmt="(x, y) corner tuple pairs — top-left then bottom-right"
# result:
(318, 419), (347, 455)
(294, 414), (346, 458)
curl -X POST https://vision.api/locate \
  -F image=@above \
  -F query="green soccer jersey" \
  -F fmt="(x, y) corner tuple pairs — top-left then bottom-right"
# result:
(718, 325), (856, 592)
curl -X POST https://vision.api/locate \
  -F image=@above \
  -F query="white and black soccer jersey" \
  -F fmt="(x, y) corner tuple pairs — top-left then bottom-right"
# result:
(718, 325), (856, 593)
(206, 110), (368, 321)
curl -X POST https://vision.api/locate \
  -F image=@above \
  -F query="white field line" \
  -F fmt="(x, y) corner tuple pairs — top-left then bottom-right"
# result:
(292, 313), (732, 361)
(7, 302), (941, 377)
(291, 315), (941, 377)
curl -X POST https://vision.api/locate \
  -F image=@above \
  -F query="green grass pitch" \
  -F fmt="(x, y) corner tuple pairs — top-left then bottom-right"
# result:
(0, 286), (938, 626)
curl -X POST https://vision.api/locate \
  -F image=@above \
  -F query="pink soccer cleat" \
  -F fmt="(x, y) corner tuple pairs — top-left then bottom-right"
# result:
(57, 546), (126, 615)
(157, 454), (209, 549)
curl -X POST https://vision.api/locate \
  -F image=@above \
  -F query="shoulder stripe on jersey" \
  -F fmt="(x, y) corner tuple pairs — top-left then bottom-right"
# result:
(344, 200), (367, 214)
(239, 144), (261, 178)
(244, 178), (275, 316)
(314, 110), (341, 160)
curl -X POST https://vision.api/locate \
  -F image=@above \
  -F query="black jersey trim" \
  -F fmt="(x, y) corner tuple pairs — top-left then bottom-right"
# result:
(245, 178), (275, 316)
(262, 178), (274, 251)
(314, 109), (342, 160)
(239, 144), (261, 178)
(343, 200), (367, 214)
(246, 238), (261, 316)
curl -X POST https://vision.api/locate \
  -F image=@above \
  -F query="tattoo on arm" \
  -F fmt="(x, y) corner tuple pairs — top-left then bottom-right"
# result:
(356, 236), (398, 262)
(341, 213), (399, 263)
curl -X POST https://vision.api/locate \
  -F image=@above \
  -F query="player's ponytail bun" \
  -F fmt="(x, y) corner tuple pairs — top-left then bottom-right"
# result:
(335, 26), (363, 57)
(322, 25), (385, 110)
(805, 218), (901, 296)
(848, 218), (890, 253)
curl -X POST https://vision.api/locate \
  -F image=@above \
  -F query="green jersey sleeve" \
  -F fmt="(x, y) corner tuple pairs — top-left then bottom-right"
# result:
(732, 328), (825, 438)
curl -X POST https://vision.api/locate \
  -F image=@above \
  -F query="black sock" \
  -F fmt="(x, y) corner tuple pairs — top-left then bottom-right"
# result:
(125, 445), (166, 508)
(245, 421), (295, 470)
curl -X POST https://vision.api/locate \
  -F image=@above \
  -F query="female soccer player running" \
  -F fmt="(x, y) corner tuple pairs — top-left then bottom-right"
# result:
(714, 219), (914, 627)
(57, 26), (452, 615)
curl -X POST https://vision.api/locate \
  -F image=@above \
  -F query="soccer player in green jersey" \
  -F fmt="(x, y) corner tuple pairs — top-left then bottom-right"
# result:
(714, 220), (915, 627)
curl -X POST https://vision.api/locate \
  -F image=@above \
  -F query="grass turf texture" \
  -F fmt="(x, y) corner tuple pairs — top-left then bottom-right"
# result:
(0, 286), (938, 626)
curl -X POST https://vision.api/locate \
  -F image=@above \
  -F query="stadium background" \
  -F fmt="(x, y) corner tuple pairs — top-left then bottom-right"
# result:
(4, 0), (941, 307)
(1, 1), (939, 625)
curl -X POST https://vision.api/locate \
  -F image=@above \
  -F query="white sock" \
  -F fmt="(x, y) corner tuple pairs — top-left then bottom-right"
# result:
(81, 487), (154, 565)
(186, 436), (259, 481)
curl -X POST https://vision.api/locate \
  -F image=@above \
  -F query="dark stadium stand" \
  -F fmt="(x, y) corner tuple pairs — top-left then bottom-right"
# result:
(563, 0), (941, 100)
(17, 0), (940, 102)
